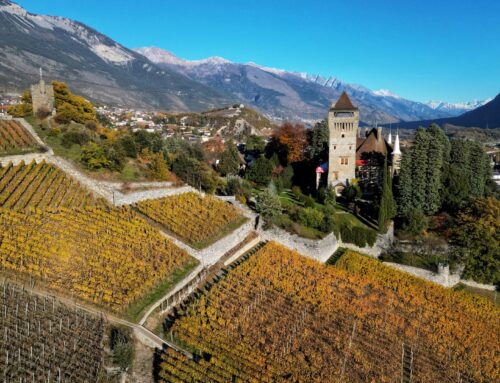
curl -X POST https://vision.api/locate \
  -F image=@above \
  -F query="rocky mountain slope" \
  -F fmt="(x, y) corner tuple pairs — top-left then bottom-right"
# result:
(136, 47), (486, 124)
(0, 1), (231, 112)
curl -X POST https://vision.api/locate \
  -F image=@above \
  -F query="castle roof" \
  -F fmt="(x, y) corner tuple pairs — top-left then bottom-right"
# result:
(356, 127), (393, 161)
(330, 91), (358, 111)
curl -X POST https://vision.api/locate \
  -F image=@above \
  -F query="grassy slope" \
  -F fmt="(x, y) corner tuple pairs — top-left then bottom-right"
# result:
(121, 257), (199, 323)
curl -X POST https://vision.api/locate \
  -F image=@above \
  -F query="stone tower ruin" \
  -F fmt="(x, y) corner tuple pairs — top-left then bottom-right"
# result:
(327, 91), (359, 189)
(30, 68), (54, 115)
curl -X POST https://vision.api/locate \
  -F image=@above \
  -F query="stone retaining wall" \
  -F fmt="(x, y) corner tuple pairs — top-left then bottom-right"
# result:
(382, 262), (497, 290)
(383, 262), (461, 287)
(114, 185), (196, 205)
(259, 222), (394, 263)
(259, 226), (339, 263)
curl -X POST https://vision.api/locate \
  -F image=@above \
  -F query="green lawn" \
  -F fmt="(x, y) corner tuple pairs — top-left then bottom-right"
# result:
(274, 189), (376, 239)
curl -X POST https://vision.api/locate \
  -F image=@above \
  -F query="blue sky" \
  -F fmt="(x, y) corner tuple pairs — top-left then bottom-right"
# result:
(16, 0), (500, 103)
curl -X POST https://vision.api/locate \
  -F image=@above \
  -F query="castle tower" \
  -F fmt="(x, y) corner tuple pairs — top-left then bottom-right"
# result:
(328, 91), (359, 188)
(30, 68), (55, 115)
(391, 131), (402, 175)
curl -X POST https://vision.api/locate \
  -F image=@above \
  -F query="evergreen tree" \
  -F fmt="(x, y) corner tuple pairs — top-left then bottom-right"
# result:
(397, 125), (451, 215)
(453, 197), (500, 285)
(255, 187), (282, 218)
(246, 156), (273, 186)
(218, 141), (240, 176)
(469, 141), (491, 197)
(308, 120), (329, 161)
(424, 126), (447, 214)
(397, 151), (414, 215)
(378, 158), (396, 232)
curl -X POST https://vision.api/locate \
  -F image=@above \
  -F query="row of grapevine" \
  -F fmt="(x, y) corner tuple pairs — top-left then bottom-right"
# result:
(0, 120), (38, 154)
(157, 242), (499, 383)
(0, 160), (105, 209)
(0, 206), (194, 311)
(0, 282), (104, 382)
(135, 192), (244, 247)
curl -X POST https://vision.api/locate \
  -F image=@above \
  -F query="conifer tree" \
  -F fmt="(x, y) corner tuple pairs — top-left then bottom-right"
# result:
(218, 141), (240, 176)
(424, 125), (448, 214)
(378, 157), (396, 232)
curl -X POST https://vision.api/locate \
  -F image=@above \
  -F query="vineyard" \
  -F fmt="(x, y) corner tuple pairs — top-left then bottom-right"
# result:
(0, 160), (105, 209)
(158, 243), (499, 383)
(0, 207), (195, 311)
(135, 192), (246, 248)
(0, 119), (39, 155)
(1, 282), (104, 382)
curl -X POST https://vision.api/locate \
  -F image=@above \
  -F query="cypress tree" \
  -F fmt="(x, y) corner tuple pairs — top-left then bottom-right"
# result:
(410, 128), (430, 211)
(397, 150), (413, 215)
(378, 157), (396, 232)
(424, 126), (447, 214)
(469, 141), (491, 197)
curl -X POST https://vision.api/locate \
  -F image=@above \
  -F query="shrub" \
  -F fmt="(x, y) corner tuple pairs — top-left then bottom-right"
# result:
(81, 142), (110, 170)
(110, 327), (134, 371)
(340, 225), (377, 247)
(47, 127), (61, 137)
(60, 128), (91, 148)
(297, 207), (324, 229)
(400, 209), (428, 236)
(246, 156), (273, 186)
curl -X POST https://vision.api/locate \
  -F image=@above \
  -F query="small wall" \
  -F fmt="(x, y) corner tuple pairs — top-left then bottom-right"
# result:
(114, 185), (197, 205)
(383, 262), (461, 287)
(460, 279), (497, 291)
(259, 221), (393, 262)
(341, 222), (394, 258)
(259, 226), (339, 263)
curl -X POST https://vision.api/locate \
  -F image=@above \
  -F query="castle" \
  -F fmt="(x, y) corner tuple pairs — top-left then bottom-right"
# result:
(326, 91), (401, 193)
(30, 69), (54, 115)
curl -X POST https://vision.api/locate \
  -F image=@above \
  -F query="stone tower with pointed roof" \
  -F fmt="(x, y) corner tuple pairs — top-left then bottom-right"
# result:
(328, 91), (359, 188)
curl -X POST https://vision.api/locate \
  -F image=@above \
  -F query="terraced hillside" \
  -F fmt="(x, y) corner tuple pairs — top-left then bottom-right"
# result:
(158, 243), (499, 383)
(1, 282), (104, 382)
(0, 119), (39, 155)
(135, 192), (246, 249)
(0, 160), (104, 209)
(0, 207), (196, 312)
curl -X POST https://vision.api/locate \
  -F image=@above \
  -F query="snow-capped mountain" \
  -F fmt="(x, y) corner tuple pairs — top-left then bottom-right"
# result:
(0, 0), (491, 123)
(137, 47), (475, 124)
(426, 99), (492, 114)
(135, 47), (231, 68)
(0, 1), (230, 111)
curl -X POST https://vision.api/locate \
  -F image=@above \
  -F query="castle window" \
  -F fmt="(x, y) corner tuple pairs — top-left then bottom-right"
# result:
(340, 157), (349, 165)
(341, 134), (345, 138)
(349, 146), (352, 150)
(333, 145), (336, 150)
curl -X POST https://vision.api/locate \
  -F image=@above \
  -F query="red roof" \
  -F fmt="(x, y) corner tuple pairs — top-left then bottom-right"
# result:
(315, 166), (325, 173)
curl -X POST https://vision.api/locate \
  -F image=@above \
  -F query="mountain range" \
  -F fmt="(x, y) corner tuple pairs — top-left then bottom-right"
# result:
(136, 46), (491, 124)
(0, 0), (495, 126)
(395, 93), (500, 129)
